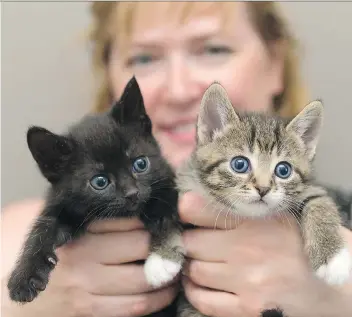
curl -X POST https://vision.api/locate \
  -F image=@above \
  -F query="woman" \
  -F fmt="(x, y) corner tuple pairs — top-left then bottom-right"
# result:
(2, 2), (352, 317)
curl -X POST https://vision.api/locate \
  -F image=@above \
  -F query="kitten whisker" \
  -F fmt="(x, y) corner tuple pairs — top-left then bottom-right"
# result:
(217, 192), (242, 230)
(150, 177), (172, 186)
(225, 209), (232, 231)
(151, 186), (178, 192)
(279, 209), (293, 230)
(276, 199), (303, 230)
(149, 196), (177, 211)
(80, 203), (112, 233)
(141, 209), (152, 221)
(214, 205), (227, 230)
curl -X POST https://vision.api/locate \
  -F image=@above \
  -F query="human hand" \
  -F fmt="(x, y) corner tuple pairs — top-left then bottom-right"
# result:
(2, 217), (177, 317)
(179, 192), (352, 317)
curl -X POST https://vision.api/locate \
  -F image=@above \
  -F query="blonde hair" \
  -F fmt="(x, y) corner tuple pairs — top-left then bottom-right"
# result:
(89, 1), (307, 117)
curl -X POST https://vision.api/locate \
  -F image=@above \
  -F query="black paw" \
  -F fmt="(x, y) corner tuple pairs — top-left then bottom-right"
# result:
(8, 275), (46, 303)
(7, 254), (57, 303)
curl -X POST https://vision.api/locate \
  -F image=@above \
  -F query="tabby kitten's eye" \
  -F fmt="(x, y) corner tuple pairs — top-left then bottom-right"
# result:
(230, 156), (250, 173)
(275, 162), (292, 179)
(90, 175), (110, 190)
(133, 156), (150, 173)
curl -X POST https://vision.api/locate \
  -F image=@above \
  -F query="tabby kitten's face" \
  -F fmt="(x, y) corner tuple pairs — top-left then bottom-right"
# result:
(194, 83), (323, 217)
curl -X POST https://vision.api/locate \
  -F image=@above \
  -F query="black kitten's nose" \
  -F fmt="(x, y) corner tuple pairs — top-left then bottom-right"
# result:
(125, 188), (140, 203)
(255, 186), (270, 197)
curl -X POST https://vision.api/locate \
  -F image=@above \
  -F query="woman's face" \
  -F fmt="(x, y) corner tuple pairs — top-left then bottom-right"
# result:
(109, 2), (284, 168)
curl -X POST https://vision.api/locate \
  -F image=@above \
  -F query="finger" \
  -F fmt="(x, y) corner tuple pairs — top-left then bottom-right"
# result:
(179, 192), (243, 229)
(92, 284), (178, 317)
(89, 263), (176, 295)
(183, 260), (233, 293)
(183, 228), (229, 262)
(67, 230), (150, 264)
(183, 277), (284, 317)
(182, 276), (244, 317)
(88, 218), (144, 233)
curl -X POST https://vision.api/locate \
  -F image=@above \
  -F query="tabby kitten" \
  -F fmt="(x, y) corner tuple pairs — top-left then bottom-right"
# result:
(7, 77), (184, 304)
(176, 82), (352, 317)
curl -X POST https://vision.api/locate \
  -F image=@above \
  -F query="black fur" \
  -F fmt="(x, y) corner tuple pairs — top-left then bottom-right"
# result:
(261, 308), (285, 317)
(7, 77), (180, 313)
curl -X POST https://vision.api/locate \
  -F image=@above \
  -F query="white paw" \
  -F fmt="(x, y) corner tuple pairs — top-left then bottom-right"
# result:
(316, 247), (352, 285)
(144, 253), (182, 288)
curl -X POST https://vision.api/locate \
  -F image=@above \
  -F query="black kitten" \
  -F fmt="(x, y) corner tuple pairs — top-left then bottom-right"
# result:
(7, 77), (185, 304)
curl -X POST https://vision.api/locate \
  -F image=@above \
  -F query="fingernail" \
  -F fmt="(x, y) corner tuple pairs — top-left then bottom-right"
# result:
(181, 275), (190, 285)
(181, 261), (190, 276)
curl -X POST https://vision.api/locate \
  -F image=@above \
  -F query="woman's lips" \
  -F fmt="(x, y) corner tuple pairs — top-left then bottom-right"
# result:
(161, 123), (196, 144)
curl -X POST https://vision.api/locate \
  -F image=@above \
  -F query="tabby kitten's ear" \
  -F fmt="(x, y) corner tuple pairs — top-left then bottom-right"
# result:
(197, 82), (240, 144)
(111, 76), (152, 133)
(286, 100), (324, 160)
(27, 126), (75, 183)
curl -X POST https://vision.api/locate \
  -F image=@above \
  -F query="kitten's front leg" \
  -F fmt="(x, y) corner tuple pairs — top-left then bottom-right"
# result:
(301, 195), (352, 285)
(140, 193), (185, 288)
(143, 218), (185, 288)
(7, 214), (71, 303)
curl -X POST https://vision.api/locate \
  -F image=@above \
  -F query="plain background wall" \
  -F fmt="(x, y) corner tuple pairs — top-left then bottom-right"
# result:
(2, 2), (352, 207)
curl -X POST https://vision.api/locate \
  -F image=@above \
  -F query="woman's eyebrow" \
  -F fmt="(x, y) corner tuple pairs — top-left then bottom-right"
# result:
(129, 20), (222, 48)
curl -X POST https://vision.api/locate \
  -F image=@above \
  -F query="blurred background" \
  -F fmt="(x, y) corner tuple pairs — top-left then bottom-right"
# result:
(2, 2), (352, 207)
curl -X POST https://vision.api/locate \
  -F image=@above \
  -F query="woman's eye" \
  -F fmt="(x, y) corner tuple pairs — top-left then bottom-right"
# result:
(126, 54), (156, 67)
(90, 175), (110, 190)
(203, 44), (233, 55)
(132, 156), (150, 173)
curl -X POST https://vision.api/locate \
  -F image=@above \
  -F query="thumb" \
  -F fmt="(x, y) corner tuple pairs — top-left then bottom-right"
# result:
(178, 191), (243, 229)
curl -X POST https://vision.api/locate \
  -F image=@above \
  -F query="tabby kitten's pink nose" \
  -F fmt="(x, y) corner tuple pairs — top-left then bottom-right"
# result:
(255, 186), (270, 197)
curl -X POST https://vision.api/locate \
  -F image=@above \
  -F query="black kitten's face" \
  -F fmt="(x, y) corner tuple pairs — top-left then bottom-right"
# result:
(62, 115), (172, 218)
(27, 77), (174, 219)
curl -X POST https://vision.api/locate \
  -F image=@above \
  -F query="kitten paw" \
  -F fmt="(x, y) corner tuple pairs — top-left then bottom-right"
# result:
(316, 247), (352, 285)
(10, 276), (48, 303)
(144, 253), (182, 287)
(8, 272), (48, 303)
(7, 254), (57, 303)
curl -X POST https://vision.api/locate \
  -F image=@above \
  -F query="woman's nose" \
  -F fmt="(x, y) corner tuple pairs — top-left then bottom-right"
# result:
(165, 55), (197, 108)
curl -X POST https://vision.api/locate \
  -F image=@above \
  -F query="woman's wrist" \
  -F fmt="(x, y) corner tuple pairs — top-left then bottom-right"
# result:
(279, 227), (352, 316)
(279, 281), (352, 317)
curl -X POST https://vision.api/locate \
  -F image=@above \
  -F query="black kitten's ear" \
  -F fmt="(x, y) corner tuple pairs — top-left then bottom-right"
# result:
(27, 126), (75, 183)
(111, 76), (152, 133)
(197, 81), (240, 144)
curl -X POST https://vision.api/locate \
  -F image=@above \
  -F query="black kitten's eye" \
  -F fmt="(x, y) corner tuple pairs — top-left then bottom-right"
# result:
(230, 156), (250, 173)
(275, 162), (292, 179)
(132, 156), (150, 173)
(90, 175), (110, 190)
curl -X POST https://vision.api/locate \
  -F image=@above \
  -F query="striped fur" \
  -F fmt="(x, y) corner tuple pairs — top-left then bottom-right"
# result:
(176, 83), (352, 317)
